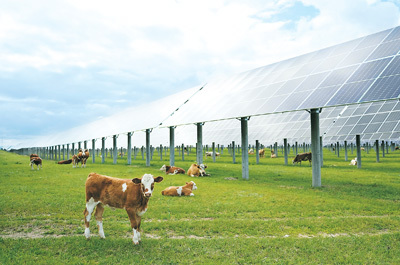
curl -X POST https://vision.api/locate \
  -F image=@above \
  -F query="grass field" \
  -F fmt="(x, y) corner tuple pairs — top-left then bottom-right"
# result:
(0, 148), (399, 264)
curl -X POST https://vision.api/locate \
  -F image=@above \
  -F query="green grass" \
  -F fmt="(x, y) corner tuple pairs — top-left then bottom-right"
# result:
(1, 148), (400, 264)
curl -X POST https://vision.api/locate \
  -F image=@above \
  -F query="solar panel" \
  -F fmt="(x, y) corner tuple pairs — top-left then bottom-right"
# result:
(162, 26), (400, 129)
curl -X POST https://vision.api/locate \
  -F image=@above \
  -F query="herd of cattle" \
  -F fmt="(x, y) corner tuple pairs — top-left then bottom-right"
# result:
(28, 147), (365, 244)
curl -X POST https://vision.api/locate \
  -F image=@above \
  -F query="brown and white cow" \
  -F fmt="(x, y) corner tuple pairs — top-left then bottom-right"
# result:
(84, 172), (163, 244)
(293, 152), (312, 166)
(349, 157), (357, 166)
(159, 164), (186, 175)
(29, 154), (42, 170)
(248, 149), (254, 155)
(187, 163), (209, 177)
(205, 151), (220, 157)
(161, 181), (197, 196)
(270, 150), (276, 158)
(259, 149), (265, 158)
(72, 149), (83, 168)
(81, 149), (90, 168)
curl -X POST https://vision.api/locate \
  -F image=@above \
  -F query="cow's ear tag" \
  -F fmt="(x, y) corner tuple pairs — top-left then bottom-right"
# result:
(132, 178), (141, 184)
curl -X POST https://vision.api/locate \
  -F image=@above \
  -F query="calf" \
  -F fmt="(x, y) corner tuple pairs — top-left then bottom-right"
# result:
(161, 181), (197, 196)
(293, 152), (312, 166)
(84, 172), (163, 244)
(248, 149), (254, 155)
(205, 151), (220, 157)
(349, 157), (357, 166)
(72, 149), (84, 168)
(81, 149), (90, 168)
(187, 163), (209, 177)
(58, 159), (72, 164)
(159, 165), (186, 175)
(29, 154), (42, 170)
(259, 149), (265, 158)
(270, 150), (276, 158)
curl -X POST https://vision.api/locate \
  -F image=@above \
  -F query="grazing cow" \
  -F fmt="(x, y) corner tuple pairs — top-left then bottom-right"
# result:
(349, 157), (357, 166)
(84, 172), (163, 244)
(395, 146), (399, 150)
(248, 149), (254, 155)
(259, 149), (265, 158)
(205, 151), (220, 157)
(29, 154), (42, 170)
(58, 159), (72, 164)
(161, 181), (197, 196)
(270, 150), (276, 158)
(187, 163), (209, 177)
(159, 164), (186, 175)
(293, 152), (312, 166)
(361, 147), (365, 151)
(81, 149), (90, 168)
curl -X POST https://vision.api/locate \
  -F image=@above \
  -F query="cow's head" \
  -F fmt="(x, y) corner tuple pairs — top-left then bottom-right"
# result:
(159, 165), (166, 171)
(132, 174), (163, 198)
(189, 181), (197, 191)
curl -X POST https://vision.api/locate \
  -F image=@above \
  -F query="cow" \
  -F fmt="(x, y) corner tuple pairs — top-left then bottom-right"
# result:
(395, 146), (399, 150)
(159, 164), (186, 175)
(248, 149), (254, 155)
(187, 163), (209, 177)
(205, 151), (220, 157)
(259, 149), (265, 158)
(83, 172), (163, 244)
(349, 157), (357, 166)
(161, 181), (197, 196)
(81, 149), (90, 168)
(293, 152), (312, 166)
(270, 150), (276, 158)
(29, 154), (42, 170)
(58, 159), (72, 164)
(72, 149), (84, 168)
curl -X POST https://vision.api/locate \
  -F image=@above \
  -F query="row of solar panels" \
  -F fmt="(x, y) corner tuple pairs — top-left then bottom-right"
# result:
(161, 26), (400, 127)
(8, 26), (400, 149)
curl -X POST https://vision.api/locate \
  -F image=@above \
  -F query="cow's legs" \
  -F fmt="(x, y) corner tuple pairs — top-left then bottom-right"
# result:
(95, 204), (105, 238)
(126, 208), (141, 244)
(84, 197), (100, 239)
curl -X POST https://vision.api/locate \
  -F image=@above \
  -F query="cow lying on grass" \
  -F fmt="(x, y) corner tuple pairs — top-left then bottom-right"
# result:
(159, 165), (186, 175)
(349, 157), (357, 166)
(161, 181), (197, 196)
(270, 150), (276, 158)
(205, 151), (220, 157)
(58, 159), (72, 164)
(29, 154), (42, 170)
(84, 172), (163, 245)
(187, 163), (210, 177)
(293, 152), (312, 166)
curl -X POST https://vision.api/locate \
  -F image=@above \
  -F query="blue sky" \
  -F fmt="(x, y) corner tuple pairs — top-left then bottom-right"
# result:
(1, 0), (400, 149)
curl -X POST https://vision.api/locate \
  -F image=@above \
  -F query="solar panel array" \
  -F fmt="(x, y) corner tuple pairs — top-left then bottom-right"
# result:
(163, 26), (400, 127)
(171, 99), (400, 147)
(7, 26), (400, 149)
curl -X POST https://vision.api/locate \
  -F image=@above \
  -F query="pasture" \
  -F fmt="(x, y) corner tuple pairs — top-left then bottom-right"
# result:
(0, 148), (399, 264)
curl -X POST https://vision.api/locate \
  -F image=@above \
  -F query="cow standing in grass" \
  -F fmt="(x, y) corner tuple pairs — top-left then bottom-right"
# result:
(29, 154), (42, 170)
(83, 172), (163, 244)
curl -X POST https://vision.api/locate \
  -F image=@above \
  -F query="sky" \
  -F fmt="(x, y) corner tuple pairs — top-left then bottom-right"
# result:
(1, 0), (400, 149)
